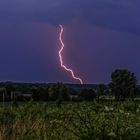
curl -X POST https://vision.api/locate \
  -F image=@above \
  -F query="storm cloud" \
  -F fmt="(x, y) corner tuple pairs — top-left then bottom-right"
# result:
(0, 0), (140, 34)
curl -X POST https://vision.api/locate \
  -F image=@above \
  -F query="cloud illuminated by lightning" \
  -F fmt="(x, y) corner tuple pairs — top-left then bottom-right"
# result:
(58, 24), (83, 84)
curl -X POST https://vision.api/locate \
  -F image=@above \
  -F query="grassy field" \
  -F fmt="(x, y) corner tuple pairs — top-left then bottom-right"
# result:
(0, 101), (140, 140)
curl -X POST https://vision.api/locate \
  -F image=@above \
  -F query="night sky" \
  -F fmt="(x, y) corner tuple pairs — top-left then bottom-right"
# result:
(0, 0), (140, 84)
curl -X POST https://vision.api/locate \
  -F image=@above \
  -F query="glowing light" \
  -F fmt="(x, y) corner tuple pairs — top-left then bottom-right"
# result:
(58, 24), (83, 84)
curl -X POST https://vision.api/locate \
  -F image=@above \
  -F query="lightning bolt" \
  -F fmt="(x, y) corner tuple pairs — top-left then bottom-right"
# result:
(58, 24), (83, 84)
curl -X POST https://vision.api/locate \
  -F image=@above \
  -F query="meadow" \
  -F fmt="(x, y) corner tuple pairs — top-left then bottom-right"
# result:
(0, 101), (140, 140)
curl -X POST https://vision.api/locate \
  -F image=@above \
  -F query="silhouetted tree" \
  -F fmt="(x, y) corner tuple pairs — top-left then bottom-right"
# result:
(48, 83), (69, 103)
(109, 69), (137, 101)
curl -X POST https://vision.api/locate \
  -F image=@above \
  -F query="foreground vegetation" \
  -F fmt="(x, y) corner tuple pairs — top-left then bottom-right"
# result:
(0, 69), (139, 139)
(0, 101), (140, 140)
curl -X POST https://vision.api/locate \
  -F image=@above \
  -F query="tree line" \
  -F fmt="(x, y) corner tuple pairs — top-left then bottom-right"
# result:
(0, 69), (139, 103)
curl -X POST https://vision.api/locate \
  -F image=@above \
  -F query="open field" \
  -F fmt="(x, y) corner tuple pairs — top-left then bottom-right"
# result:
(0, 101), (140, 140)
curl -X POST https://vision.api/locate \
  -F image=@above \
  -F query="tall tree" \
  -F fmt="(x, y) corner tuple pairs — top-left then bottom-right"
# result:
(109, 69), (137, 101)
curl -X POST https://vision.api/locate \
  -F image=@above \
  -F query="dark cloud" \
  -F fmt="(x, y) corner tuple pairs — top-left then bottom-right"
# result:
(0, 0), (140, 34)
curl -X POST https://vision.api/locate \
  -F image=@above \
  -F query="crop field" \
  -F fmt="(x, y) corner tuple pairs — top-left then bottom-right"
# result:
(0, 101), (140, 140)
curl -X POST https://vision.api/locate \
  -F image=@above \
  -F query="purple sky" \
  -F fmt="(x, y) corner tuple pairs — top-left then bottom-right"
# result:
(0, 0), (140, 84)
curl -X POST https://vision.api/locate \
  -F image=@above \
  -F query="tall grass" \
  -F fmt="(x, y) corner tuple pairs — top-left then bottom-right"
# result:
(0, 101), (140, 139)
